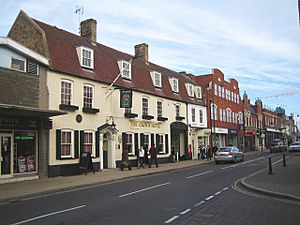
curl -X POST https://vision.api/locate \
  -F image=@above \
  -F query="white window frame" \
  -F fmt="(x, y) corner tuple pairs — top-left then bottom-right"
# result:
(157, 134), (164, 153)
(83, 84), (94, 108)
(171, 78), (179, 93)
(154, 72), (162, 88)
(191, 108), (196, 122)
(125, 133), (133, 155)
(221, 86), (225, 98)
(199, 109), (204, 124)
(220, 108), (223, 121)
(211, 103), (218, 120)
(142, 97), (149, 116)
(175, 104), (180, 117)
(186, 83), (194, 97)
(61, 80), (73, 105)
(195, 86), (202, 99)
(121, 60), (132, 80)
(61, 129), (73, 158)
(83, 131), (94, 156)
(80, 47), (94, 69)
(157, 100), (163, 117)
(11, 57), (26, 72)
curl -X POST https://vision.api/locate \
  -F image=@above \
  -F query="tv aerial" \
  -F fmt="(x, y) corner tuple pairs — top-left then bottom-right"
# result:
(75, 5), (84, 34)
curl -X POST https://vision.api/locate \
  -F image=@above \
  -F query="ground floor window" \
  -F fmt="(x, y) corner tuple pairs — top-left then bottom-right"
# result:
(61, 130), (72, 158)
(84, 132), (93, 155)
(14, 131), (37, 173)
(157, 134), (164, 153)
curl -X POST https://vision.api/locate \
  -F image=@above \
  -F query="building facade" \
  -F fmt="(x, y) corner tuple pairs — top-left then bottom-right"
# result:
(8, 11), (209, 177)
(0, 37), (63, 183)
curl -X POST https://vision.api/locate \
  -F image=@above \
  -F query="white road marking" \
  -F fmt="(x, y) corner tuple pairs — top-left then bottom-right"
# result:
(221, 164), (238, 170)
(180, 209), (191, 215)
(118, 182), (170, 198)
(222, 187), (229, 191)
(164, 215), (179, 224)
(194, 200), (205, 207)
(11, 205), (86, 225)
(214, 191), (222, 196)
(185, 170), (213, 179)
(205, 195), (214, 201)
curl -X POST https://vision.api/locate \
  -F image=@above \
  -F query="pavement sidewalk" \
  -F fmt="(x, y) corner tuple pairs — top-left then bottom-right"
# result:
(1, 150), (299, 204)
(241, 152), (300, 202)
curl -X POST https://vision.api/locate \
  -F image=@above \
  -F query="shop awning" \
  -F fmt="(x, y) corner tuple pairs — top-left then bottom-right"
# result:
(0, 104), (66, 118)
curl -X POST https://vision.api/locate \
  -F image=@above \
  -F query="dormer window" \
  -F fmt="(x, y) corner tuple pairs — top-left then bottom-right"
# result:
(170, 77), (179, 93)
(195, 86), (202, 99)
(151, 71), (162, 88)
(186, 83), (194, 97)
(118, 60), (131, 80)
(77, 46), (94, 69)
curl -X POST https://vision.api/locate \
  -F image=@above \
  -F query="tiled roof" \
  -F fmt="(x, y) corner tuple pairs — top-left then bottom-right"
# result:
(33, 19), (205, 105)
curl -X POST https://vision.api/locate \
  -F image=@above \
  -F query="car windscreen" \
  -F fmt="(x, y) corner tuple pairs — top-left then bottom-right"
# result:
(217, 148), (231, 152)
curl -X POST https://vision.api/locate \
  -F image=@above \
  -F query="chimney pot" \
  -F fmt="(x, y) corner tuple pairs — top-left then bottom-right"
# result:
(80, 19), (97, 42)
(134, 43), (148, 62)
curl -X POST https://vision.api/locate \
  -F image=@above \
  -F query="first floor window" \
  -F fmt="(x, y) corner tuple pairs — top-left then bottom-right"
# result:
(83, 85), (93, 108)
(61, 80), (72, 105)
(11, 57), (25, 72)
(84, 132), (93, 155)
(61, 130), (72, 157)
(199, 110), (203, 123)
(191, 108), (196, 122)
(142, 98), (149, 115)
(157, 101), (162, 117)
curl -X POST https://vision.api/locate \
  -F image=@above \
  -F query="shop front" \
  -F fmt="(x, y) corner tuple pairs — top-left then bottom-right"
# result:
(171, 122), (188, 160)
(0, 105), (63, 183)
(228, 129), (238, 147)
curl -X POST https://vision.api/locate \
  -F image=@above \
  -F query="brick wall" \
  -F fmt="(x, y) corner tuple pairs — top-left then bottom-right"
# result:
(0, 67), (39, 107)
(8, 11), (46, 56)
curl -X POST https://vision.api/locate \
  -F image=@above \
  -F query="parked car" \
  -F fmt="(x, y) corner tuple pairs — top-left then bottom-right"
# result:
(288, 142), (300, 152)
(269, 139), (287, 153)
(214, 146), (244, 164)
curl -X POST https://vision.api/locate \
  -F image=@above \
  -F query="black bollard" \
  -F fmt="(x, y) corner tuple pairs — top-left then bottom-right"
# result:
(268, 157), (273, 174)
(283, 153), (286, 167)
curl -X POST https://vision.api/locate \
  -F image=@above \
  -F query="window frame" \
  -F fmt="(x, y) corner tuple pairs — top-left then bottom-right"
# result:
(199, 109), (204, 124)
(81, 47), (94, 69)
(154, 72), (162, 88)
(61, 130), (73, 158)
(125, 133), (133, 154)
(83, 84), (94, 109)
(175, 104), (180, 117)
(11, 57), (26, 72)
(142, 97), (149, 116)
(157, 134), (164, 153)
(157, 100), (163, 117)
(83, 131), (94, 156)
(195, 86), (202, 99)
(121, 60), (132, 80)
(172, 78), (179, 93)
(191, 108), (196, 122)
(61, 80), (73, 105)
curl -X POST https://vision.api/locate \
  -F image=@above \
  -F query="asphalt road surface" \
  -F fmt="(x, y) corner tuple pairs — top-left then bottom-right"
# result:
(1, 153), (299, 225)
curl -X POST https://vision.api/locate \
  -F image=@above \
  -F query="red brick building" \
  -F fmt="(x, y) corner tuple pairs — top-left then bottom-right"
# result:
(195, 69), (243, 148)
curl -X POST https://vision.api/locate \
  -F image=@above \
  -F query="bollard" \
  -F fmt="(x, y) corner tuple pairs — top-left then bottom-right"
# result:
(268, 157), (273, 174)
(283, 153), (286, 167)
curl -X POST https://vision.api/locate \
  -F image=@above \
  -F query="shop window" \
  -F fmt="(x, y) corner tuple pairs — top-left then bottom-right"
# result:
(61, 130), (72, 158)
(14, 131), (36, 173)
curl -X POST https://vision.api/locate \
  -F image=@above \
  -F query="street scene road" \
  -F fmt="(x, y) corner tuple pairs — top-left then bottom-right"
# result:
(1, 153), (299, 225)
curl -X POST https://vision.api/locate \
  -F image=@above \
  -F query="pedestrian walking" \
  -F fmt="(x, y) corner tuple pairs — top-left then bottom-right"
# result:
(149, 144), (158, 168)
(212, 145), (218, 158)
(200, 146), (206, 160)
(144, 146), (149, 165)
(198, 146), (201, 160)
(206, 145), (212, 160)
(120, 146), (132, 171)
(138, 146), (145, 168)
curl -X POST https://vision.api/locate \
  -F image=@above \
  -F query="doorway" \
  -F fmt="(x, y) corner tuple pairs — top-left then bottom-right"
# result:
(103, 133), (109, 169)
(0, 134), (13, 178)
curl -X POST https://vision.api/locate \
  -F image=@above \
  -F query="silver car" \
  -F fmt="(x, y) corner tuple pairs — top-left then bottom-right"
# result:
(288, 142), (300, 152)
(214, 146), (244, 164)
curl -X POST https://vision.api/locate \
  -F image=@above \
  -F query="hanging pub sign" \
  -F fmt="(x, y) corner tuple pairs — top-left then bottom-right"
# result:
(120, 89), (132, 108)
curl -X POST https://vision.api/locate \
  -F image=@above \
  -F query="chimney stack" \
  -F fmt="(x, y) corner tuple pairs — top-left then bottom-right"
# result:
(80, 19), (97, 42)
(134, 43), (148, 62)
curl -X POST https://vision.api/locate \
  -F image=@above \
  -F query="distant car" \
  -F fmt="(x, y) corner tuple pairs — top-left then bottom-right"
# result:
(270, 139), (287, 153)
(288, 142), (300, 152)
(214, 146), (244, 164)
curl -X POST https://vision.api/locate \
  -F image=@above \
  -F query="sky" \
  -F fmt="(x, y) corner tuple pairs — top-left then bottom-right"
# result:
(1, 0), (300, 117)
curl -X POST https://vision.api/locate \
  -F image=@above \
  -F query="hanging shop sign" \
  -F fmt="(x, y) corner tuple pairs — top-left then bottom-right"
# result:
(120, 89), (132, 108)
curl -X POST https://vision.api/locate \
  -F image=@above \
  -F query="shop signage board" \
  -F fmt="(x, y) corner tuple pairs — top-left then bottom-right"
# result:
(0, 116), (38, 129)
(120, 89), (132, 108)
